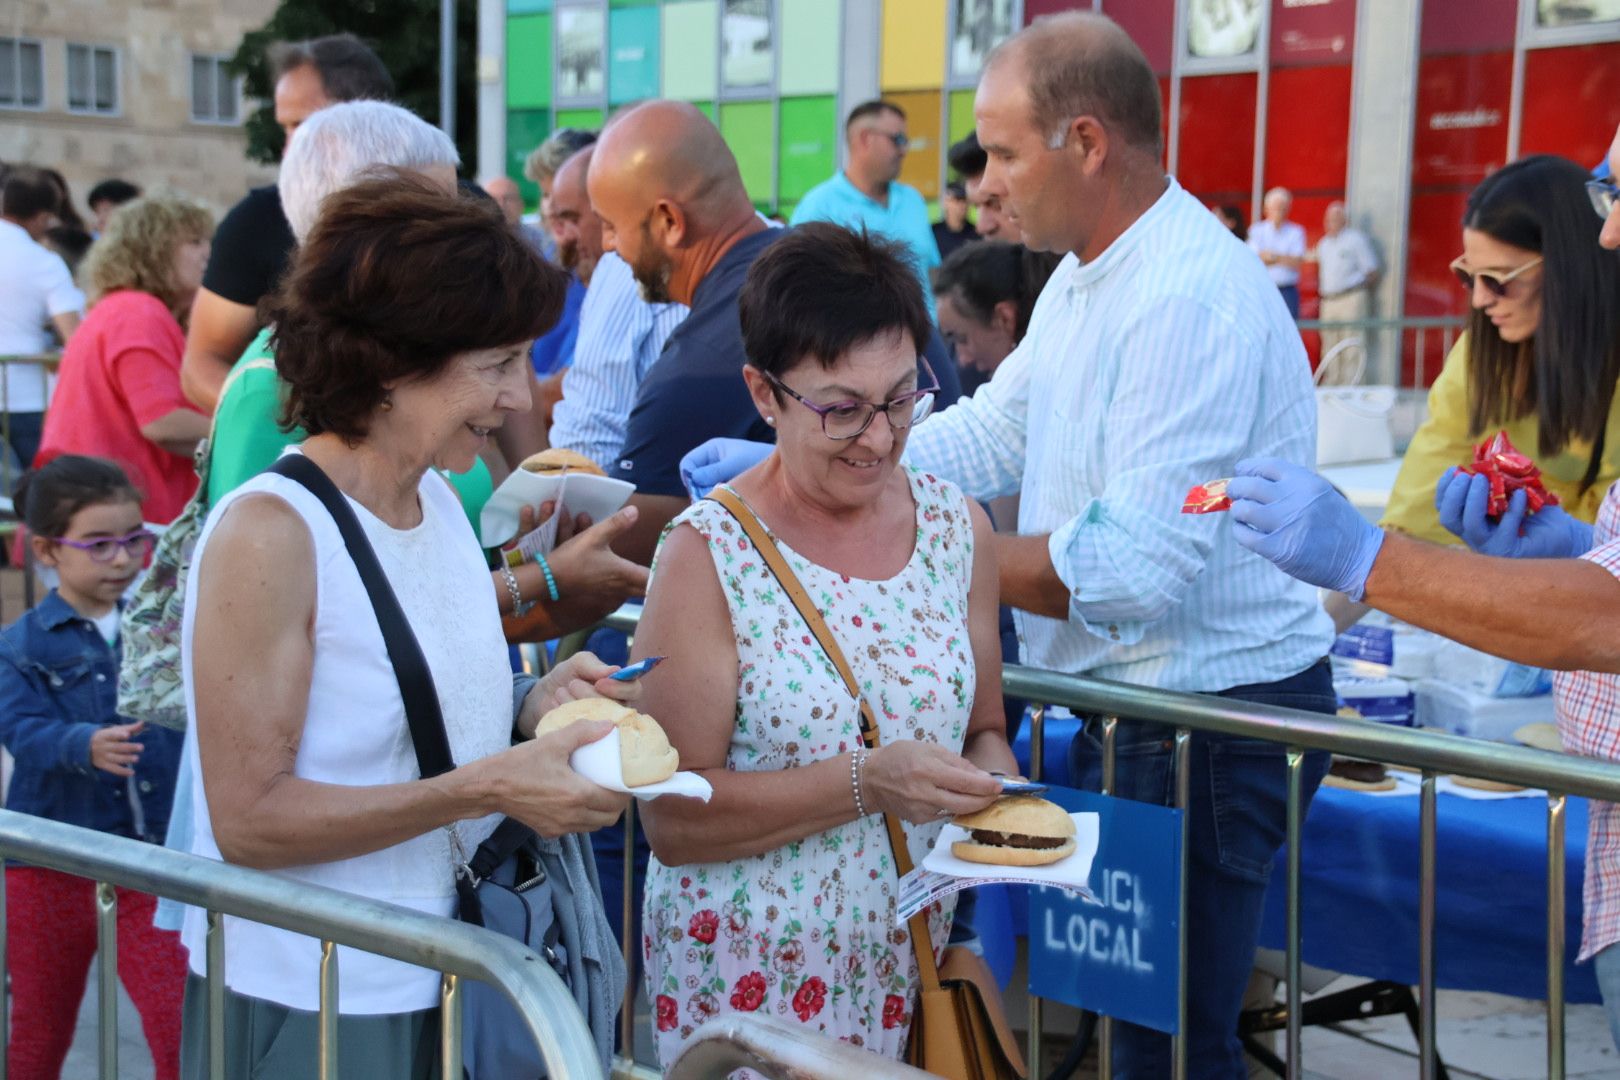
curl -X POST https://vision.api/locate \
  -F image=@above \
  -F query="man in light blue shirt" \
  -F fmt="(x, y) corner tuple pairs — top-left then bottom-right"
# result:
(790, 100), (941, 306)
(905, 16), (1333, 1079)
(550, 250), (687, 471)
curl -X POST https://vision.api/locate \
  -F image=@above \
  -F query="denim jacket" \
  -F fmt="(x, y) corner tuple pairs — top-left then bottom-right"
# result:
(0, 591), (180, 842)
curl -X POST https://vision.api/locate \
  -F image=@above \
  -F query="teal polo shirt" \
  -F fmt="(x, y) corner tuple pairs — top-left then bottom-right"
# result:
(789, 172), (941, 311)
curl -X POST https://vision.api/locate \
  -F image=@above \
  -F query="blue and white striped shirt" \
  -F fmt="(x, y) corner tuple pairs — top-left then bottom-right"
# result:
(550, 252), (687, 471)
(905, 178), (1333, 692)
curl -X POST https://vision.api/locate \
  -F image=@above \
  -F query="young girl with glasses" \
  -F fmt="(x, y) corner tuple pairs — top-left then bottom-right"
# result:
(0, 454), (184, 1080)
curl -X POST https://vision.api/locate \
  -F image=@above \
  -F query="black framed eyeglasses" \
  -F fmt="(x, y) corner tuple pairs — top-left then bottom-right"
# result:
(1449, 254), (1543, 298)
(763, 359), (940, 441)
(1590, 177), (1619, 220)
(52, 528), (157, 563)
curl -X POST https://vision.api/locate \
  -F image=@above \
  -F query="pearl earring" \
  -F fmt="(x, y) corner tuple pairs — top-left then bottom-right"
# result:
(765, 415), (776, 426)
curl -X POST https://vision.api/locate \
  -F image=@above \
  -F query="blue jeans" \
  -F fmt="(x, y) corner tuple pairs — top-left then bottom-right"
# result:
(1066, 659), (1334, 1080)
(1278, 285), (1301, 321)
(1594, 944), (1620, 1054)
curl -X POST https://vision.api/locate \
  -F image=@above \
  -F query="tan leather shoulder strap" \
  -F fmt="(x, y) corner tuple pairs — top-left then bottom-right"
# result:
(707, 486), (943, 992)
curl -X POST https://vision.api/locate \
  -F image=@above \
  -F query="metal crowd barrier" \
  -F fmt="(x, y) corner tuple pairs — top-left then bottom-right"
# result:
(666, 1013), (938, 1080)
(1296, 315), (1465, 389)
(0, 809), (601, 1080)
(590, 604), (1620, 1080)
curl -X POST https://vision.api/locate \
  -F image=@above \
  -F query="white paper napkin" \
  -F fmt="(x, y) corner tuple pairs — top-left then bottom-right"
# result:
(569, 727), (713, 801)
(921, 811), (1100, 891)
(479, 469), (635, 548)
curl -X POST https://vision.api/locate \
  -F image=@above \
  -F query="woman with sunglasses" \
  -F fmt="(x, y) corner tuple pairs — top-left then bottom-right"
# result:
(1378, 154), (1620, 549)
(0, 455), (184, 1079)
(629, 223), (1016, 1066)
(35, 195), (214, 526)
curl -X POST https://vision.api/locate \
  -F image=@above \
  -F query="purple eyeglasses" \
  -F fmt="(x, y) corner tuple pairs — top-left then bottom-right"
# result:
(763, 358), (940, 441)
(53, 529), (157, 563)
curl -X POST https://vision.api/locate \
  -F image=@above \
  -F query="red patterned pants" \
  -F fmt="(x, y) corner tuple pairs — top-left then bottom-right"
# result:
(6, 866), (186, 1080)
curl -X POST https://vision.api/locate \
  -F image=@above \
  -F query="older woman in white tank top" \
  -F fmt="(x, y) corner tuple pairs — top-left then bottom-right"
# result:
(177, 171), (635, 1079)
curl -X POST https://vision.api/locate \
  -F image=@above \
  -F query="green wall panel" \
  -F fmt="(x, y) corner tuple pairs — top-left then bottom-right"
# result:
(949, 89), (976, 145)
(778, 95), (838, 205)
(662, 0), (719, 101)
(507, 109), (551, 205)
(507, 15), (552, 109)
(779, 0), (840, 95)
(609, 6), (660, 105)
(693, 100), (717, 122)
(556, 107), (604, 132)
(720, 101), (775, 208)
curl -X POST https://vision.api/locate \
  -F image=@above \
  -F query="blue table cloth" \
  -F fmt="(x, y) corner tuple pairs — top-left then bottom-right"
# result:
(1005, 715), (1599, 1003)
(1257, 785), (1597, 1004)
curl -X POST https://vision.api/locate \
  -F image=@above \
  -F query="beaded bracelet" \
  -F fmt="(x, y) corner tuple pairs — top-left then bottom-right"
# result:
(850, 747), (869, 817)
(533, 551), (561, 603)
(499, 564), (532, 617)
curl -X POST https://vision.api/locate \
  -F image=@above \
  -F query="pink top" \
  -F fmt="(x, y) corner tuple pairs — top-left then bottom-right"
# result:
(36, 290), (202, 525)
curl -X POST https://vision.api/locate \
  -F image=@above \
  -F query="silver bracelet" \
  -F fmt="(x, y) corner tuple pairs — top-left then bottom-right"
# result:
(499, 564), (532, 617)
(851, 747), (869, 818)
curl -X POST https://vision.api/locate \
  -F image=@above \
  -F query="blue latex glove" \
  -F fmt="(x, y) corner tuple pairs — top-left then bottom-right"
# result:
(678, 437), (773, 500)
(1226, 457), (1385, 599)
(1433, 466), (1593, 559)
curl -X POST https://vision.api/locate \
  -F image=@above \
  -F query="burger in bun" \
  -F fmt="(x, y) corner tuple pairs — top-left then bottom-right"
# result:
(520, 448), (606, 478)
(950, 795), (1076, 867)
(535, 697), (679, 787)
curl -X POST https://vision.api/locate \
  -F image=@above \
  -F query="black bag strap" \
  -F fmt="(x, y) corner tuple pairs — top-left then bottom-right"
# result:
(268, 455), (457, 780)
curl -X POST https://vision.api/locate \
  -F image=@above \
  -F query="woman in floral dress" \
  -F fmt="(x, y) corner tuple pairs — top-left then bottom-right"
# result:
(632, 223), (1018, 1068)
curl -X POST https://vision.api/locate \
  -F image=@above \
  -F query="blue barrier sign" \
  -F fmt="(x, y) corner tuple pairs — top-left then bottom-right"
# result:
(1027, 786), (1183, 1035)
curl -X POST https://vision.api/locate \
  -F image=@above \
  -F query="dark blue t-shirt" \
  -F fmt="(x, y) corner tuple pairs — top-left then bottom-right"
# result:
(610, 226), (961, 497)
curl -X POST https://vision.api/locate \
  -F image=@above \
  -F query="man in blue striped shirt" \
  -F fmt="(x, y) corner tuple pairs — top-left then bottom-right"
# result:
(904, 14), (1334, 1077)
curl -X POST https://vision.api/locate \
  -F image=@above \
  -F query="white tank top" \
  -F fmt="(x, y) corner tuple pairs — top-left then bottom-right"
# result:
(179, 449), (512, 1014)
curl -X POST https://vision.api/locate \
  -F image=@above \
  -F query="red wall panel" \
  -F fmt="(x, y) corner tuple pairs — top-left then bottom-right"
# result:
(1271, 0), (1356, 67)
(1262, 65), (1352, 194)
(1419, 0), (1516, 55)
(1520, 42), (1620, 169)
(1177, 73), (1258, 204)
(1411, 52), (1512, 189)
(1023, 0), (1084, 21)
(1101, 0), (1175, 75)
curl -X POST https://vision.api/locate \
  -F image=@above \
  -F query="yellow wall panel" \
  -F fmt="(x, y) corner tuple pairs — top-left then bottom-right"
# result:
(880, 0), (947, 91)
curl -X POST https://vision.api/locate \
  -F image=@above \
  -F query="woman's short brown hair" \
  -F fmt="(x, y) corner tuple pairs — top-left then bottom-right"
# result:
(267, 168), (567, 440)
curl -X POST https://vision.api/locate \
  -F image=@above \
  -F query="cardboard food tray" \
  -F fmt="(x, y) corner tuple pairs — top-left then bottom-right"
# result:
(479, 470), (635, 548)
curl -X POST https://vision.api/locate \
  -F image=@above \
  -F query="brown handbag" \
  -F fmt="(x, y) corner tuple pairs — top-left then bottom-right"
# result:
(709, 488), (1027, 1080)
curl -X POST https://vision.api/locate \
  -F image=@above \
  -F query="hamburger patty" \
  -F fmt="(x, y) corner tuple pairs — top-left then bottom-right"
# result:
(968, 829), (1069, 850)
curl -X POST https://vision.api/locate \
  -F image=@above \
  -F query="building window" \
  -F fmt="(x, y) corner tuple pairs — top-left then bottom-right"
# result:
(190, 53), (240, 124)
(0, 38), (45, 109)
(66, 43), (119, 115)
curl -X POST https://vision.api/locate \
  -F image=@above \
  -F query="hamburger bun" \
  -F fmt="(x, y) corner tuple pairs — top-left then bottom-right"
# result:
(1322, 773), (1398, 792)
(1449, 774), (1526, 793)
(520, 448), (606, 477)
(536, 697), (679, 787)
(1514, 722), (1561, 753)
(950, 796), (1076, 867)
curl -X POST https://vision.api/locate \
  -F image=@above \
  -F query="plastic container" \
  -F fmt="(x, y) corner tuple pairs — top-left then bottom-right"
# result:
(1414, 679), (1556, 743)
(1335, 675), (1415, 727)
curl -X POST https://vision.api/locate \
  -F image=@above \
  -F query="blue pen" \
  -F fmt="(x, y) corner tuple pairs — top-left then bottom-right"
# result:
(609, 656), (667, 682)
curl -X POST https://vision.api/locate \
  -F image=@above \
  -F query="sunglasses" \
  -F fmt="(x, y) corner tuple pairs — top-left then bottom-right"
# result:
(875, 130), (910, 151)
(1449, 254), (1543, 298)
(52, 528), (157, 563)
(1590, 177), (1619, 219)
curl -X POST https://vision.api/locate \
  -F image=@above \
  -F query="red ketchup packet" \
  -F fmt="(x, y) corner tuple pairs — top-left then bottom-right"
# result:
(1182, 478), (1232, 514)
(1456, 431), (1560, 520)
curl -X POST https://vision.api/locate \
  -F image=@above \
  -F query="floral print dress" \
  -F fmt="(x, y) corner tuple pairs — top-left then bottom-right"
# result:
(642, 466), (978, 1067)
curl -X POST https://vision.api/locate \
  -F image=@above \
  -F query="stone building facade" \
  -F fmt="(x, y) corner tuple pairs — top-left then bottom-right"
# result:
(0, 0), (278, 222)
